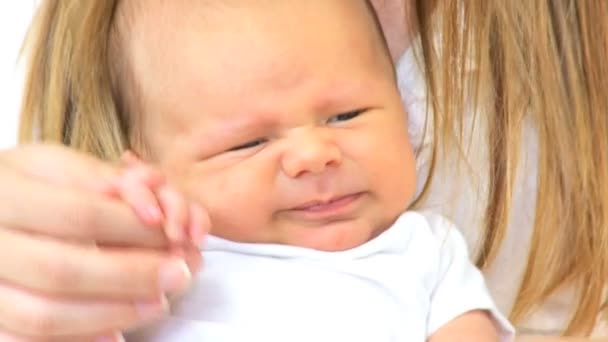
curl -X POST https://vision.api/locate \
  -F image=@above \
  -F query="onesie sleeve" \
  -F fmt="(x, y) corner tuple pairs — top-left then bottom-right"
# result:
(424, 213), (515, 341)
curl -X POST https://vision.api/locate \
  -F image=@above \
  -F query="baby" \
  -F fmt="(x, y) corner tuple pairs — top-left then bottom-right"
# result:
(103, 0), (514, 341)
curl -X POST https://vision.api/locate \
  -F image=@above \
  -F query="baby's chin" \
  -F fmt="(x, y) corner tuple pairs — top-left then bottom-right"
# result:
(275, 219), (387, 252)
(210, 216), (391, 251)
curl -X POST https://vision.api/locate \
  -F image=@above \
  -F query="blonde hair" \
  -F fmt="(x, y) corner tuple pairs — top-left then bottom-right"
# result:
(413, 0), (608, 335)
(19, 1), (126, 159)
(19, 0), (608, 336)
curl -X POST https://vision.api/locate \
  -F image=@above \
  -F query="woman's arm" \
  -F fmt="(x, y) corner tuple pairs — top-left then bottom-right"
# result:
(428, 310), (499, 341)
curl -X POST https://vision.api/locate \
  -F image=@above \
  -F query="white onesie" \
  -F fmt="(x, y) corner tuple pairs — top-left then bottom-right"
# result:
(129, 211), (515, 341)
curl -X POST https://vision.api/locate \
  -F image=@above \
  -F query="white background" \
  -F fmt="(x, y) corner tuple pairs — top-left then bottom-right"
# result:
(0, 1), (38, 149)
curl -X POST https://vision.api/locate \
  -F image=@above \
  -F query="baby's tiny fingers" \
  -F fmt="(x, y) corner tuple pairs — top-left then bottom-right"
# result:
(157, 185), (188, 244)
(119, 151), (165, 189)
(117, 169), (163, 226)
(120, 150), (140, 168)
(188, 202), (210, 247)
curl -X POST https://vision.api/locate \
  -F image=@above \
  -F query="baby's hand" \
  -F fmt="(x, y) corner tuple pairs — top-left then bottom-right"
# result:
(106, 151), (209, 247)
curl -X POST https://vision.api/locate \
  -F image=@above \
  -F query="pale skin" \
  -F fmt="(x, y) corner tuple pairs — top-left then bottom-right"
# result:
(0, 1), (597, 341)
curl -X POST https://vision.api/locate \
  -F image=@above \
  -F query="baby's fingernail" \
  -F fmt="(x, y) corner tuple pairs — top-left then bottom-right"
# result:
(191, 227), (206, 248)
(135, 295), (169, 319)
(159, 258), (191, 294)
(191, 203), (211, 247)
(190, 221), (207, 248)
(167, 221), (185, 243)
(95, 332), (125, 342)
(145, 205), (163, 223)
(121, 150), (139, 165)
(95, 179), (119, 197)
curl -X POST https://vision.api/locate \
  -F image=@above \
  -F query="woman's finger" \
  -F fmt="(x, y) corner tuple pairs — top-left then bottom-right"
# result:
(0, 144), (120, 195)
(0, 228), (192, 299)
(0, 282), (167, 339)
(0, 167), (167, 248)
(0, 329), (125, 342)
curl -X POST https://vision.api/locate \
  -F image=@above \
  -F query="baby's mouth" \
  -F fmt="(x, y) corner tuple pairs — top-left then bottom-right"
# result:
(288, 192), (364, 221)
(293, 193), (359, 211)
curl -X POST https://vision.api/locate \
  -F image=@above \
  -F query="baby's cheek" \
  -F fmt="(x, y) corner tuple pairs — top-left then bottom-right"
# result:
(183, 180), (263, 241)
(206, 203), (271, 242)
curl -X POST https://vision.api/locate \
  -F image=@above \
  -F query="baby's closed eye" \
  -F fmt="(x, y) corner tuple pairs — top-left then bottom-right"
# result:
(228, 138), (268, 152)
(326, 109), (366, 124)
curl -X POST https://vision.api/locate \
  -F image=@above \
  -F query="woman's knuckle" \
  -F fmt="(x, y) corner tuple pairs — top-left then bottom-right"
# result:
(73, 202), (98, 230)
(37, 257), (81, 290)
(65, 199), (105, 238)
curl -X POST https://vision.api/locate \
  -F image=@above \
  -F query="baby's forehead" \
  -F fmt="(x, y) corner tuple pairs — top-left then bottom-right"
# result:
(110, 1), (392, 116)
(114, 0), (389, 60)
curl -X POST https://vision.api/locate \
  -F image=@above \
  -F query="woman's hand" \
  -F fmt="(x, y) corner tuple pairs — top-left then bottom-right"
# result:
(0, 144), (203, 341)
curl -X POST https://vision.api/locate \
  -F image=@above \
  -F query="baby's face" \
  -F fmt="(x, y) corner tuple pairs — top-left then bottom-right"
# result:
(129, 0), (416, 251)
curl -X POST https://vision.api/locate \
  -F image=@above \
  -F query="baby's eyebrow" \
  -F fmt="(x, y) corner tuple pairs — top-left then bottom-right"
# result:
(200, 111), (278, 141)
(228, 111), (279, 131)
(313, 83), (367, 113)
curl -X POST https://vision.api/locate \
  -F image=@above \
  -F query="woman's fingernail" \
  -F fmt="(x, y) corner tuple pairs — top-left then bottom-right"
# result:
(96, 332), (125, 342)
(159, 258), (192, 294)
(135, 295), (169, 319)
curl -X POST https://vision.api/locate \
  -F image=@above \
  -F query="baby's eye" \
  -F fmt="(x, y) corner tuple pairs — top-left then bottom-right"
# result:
(228, 138), (267, 152)
(326, 109), (365, 124)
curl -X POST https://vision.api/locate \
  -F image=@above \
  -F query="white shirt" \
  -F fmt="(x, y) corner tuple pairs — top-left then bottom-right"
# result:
(128, 211), (514, 342)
